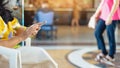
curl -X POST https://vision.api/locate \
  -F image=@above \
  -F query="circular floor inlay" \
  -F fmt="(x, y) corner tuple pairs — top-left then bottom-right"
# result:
(67, 47), (100, 68)
(67, 47), (120, 68)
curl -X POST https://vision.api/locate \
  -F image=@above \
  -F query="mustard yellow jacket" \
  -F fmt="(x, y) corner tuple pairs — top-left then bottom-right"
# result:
(0, 16), (22, 48)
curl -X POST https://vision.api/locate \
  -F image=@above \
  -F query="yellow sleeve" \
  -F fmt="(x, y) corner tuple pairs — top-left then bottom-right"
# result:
(0, 28), (3, 38)
(11, 18), (21, 29)
(0, 16), (7, 38)
(11, 18), (27, 30)
(0, 23), (3, 35)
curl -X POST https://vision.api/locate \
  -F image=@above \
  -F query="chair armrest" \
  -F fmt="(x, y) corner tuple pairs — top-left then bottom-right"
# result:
(0, 46), (22, 68)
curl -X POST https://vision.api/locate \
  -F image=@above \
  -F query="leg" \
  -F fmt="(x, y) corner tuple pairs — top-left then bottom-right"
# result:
(106, 20), (117, 58)
(94, 19), (107, 55)
(71, 19), (75, 26)
(75, 19), (79, 26)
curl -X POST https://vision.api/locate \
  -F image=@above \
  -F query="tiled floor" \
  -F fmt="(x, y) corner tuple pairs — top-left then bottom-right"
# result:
(31, 25), (120, 68)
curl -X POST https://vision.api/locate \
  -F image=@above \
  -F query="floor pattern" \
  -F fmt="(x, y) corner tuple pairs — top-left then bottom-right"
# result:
(68, 47), (120, 68)
(82, 51), (120, 68)
(47, 49), (76, 68)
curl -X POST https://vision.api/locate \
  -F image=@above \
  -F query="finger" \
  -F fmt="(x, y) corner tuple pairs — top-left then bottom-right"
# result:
(32, 31), (38, 36)
(29, 24), (41, 32)
(38, 21), (46, 26)
(36, 27), (40, 30)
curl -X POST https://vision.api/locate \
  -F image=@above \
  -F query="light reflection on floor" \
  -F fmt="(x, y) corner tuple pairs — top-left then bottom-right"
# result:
(32, 25), (120, 46)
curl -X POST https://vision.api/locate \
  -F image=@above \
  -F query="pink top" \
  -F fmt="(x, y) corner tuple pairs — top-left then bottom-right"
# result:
(100, 0), (120, 20)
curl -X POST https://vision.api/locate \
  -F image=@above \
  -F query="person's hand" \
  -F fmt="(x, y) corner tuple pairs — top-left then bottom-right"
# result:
(105, 17), (112, 25)
(14, 26), (26, 36)
(20, 23), (44, 40)
(29, 23), (41, 36)
(92, 14), (99, 22)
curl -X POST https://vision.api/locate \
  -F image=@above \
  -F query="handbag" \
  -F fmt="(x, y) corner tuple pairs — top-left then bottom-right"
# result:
(88, 17), (96, 29)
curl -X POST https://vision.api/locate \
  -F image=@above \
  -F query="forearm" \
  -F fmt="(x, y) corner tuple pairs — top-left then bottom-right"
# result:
(15, 26), (26, 36)
(107, 0), (119, 19)
(94, 0), (104, 17)
(0, 36), (23, 48)
(0, 23), (41, 48)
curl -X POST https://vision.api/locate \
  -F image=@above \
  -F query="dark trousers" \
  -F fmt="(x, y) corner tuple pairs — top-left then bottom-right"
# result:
(94, 19), (118, 58)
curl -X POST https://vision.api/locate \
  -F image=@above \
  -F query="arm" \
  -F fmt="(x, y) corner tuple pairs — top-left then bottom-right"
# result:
(106, 0), (119, 25)
(88, 0), (104, 28)
(93, 0), (104, 18)
(14, 26), (26, 36)
(0, 23), (42, 48)
(0, 35), (24, 48)
(0, 27), (26, 48)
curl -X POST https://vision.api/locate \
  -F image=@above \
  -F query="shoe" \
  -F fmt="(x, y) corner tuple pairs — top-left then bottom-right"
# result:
(105, 55), (115, 62)
(101, 55), (115, 62)
(95, 53), (106, 62)
(100, 55), (115, 66)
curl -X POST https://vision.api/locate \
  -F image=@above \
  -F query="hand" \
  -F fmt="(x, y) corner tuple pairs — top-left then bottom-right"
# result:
(31, 22), (45, 36)
(92, 14), (99, 22)
(30, 23), (41, 36)
(20, 23), (44, 40)
(105, 17), (112, 25)
(14, 26), (26, 36)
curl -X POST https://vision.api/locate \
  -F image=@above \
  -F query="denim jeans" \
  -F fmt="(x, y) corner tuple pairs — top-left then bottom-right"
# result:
(94, 19), (118, 58)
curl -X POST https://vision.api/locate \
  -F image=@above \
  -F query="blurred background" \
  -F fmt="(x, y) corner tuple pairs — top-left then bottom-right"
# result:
(24, 0), (120, 45)
(23, 0), (120, 68)
(1, 0), (120, 68)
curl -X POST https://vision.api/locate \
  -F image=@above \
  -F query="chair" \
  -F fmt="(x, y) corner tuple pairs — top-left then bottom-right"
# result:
(0, 46), (22, 68)
(35, 11), (57, 39)
(0, 38), (58, 68)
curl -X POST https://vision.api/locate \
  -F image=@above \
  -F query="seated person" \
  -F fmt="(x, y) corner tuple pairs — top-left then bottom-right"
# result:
(0, 0), (42, 48)
(0, 1), (57, 68)
(34, 1), (57, 39)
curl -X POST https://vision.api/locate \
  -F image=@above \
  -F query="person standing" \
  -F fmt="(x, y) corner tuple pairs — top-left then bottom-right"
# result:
(71, 0), (81, 26)
(90, 0), (120, 63)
